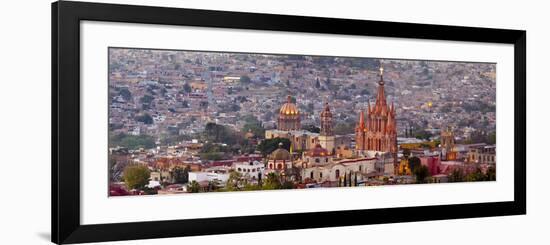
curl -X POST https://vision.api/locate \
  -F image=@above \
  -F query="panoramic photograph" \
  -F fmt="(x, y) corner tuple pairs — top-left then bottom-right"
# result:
(108, 47), (496, 196)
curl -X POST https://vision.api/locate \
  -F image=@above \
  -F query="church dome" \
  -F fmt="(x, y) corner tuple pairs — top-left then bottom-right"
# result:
(269, 143), (291, 161)
(307, 144), (329, 157)
(279, 96), (299, 116)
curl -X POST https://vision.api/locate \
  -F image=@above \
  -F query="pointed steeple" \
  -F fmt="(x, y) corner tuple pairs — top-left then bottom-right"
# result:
(367, 101), (372, 114)
(378, 66), (385, 85)
(358, 110), (365, 128)
(375, 66), (387, 111)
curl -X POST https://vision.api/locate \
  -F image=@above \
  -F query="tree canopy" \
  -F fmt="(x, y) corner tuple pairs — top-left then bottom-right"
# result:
(257, 138), (291, 156)
(123, 165), (150, 190)
(172, 166), (190, 184)
(413, 165), (430, 184)
(109, 133), (156, 150)
(241, 115), (265, 137)
(408, 156), (421, 172)
(135, 113), (153, 124)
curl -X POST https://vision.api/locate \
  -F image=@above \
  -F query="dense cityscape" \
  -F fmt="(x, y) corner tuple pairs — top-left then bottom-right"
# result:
(108, 48), (496, 196)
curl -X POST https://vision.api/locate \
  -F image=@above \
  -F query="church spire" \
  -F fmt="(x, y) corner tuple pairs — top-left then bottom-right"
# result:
(358, 110), (365, 127)
(378, 66), (384, 86)
(375, 66), (387, 111)
(320, 102), (333, 136)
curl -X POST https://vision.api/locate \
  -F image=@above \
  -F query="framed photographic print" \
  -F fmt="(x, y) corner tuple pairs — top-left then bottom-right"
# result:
(52, 1), (526, 244)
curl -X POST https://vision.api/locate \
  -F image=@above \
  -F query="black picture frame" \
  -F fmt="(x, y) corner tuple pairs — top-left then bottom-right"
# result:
(52, 1), (526, 244)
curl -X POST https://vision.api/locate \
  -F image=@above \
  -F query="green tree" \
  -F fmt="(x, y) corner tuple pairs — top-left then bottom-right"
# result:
(172, 166), (190, 184)
(122, 165), (150, 190)
(241, 115), (265, 137)
(199, 152), (225, 161)
(208, 180), (221, 191)
(408, 156), (421, 172)
(240, 75), (252, 84)
(135, 113), (153, 124)
(257, 138), (291, 156)
(280, 181), (294, 189)
(119, 88), (132, 101)
(343, 172), (347, 187)
(187, 180), (201, 193)
(486, 166), (496, 181)
(139, 94), (154, 104)
(487, 132), (496, 145)
(448, 168), (465, 182)
(263, 173), (281, 190)
(413, 165), (430, 184)
(109, 133), (156, 150)
(183, 82), (192, 93)
(465, 168), (487, 182)
(243, 183), (262, 191)
(203, 122), (241, 145)
(302, 124), (320, 133)
(414, 130), (432, 140)
(225, 171), (243, 191)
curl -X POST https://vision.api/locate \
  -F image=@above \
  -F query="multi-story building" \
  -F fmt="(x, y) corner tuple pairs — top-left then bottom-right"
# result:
(467, 145), (496, 164)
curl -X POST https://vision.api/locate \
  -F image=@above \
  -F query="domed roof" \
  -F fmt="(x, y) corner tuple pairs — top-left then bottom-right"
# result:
(307, 144), (330, 157)
(269, 142), (291, 161)
(279, 96), (299, 116)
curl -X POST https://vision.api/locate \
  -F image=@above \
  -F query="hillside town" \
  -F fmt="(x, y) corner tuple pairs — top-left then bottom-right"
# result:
(108, 48), (496, 196)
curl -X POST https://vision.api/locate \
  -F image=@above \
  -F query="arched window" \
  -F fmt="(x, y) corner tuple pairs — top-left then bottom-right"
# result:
(277, 164), (282, 169)
(310, 171), (314, 179)
(320, 172), (323, 178)
(359, 165), (362, 172)
(335, 169), (340, 179)
(237, 168), (241, 172)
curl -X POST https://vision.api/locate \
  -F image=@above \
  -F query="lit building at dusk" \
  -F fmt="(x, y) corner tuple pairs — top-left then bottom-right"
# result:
(355, 67), (397, 157)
